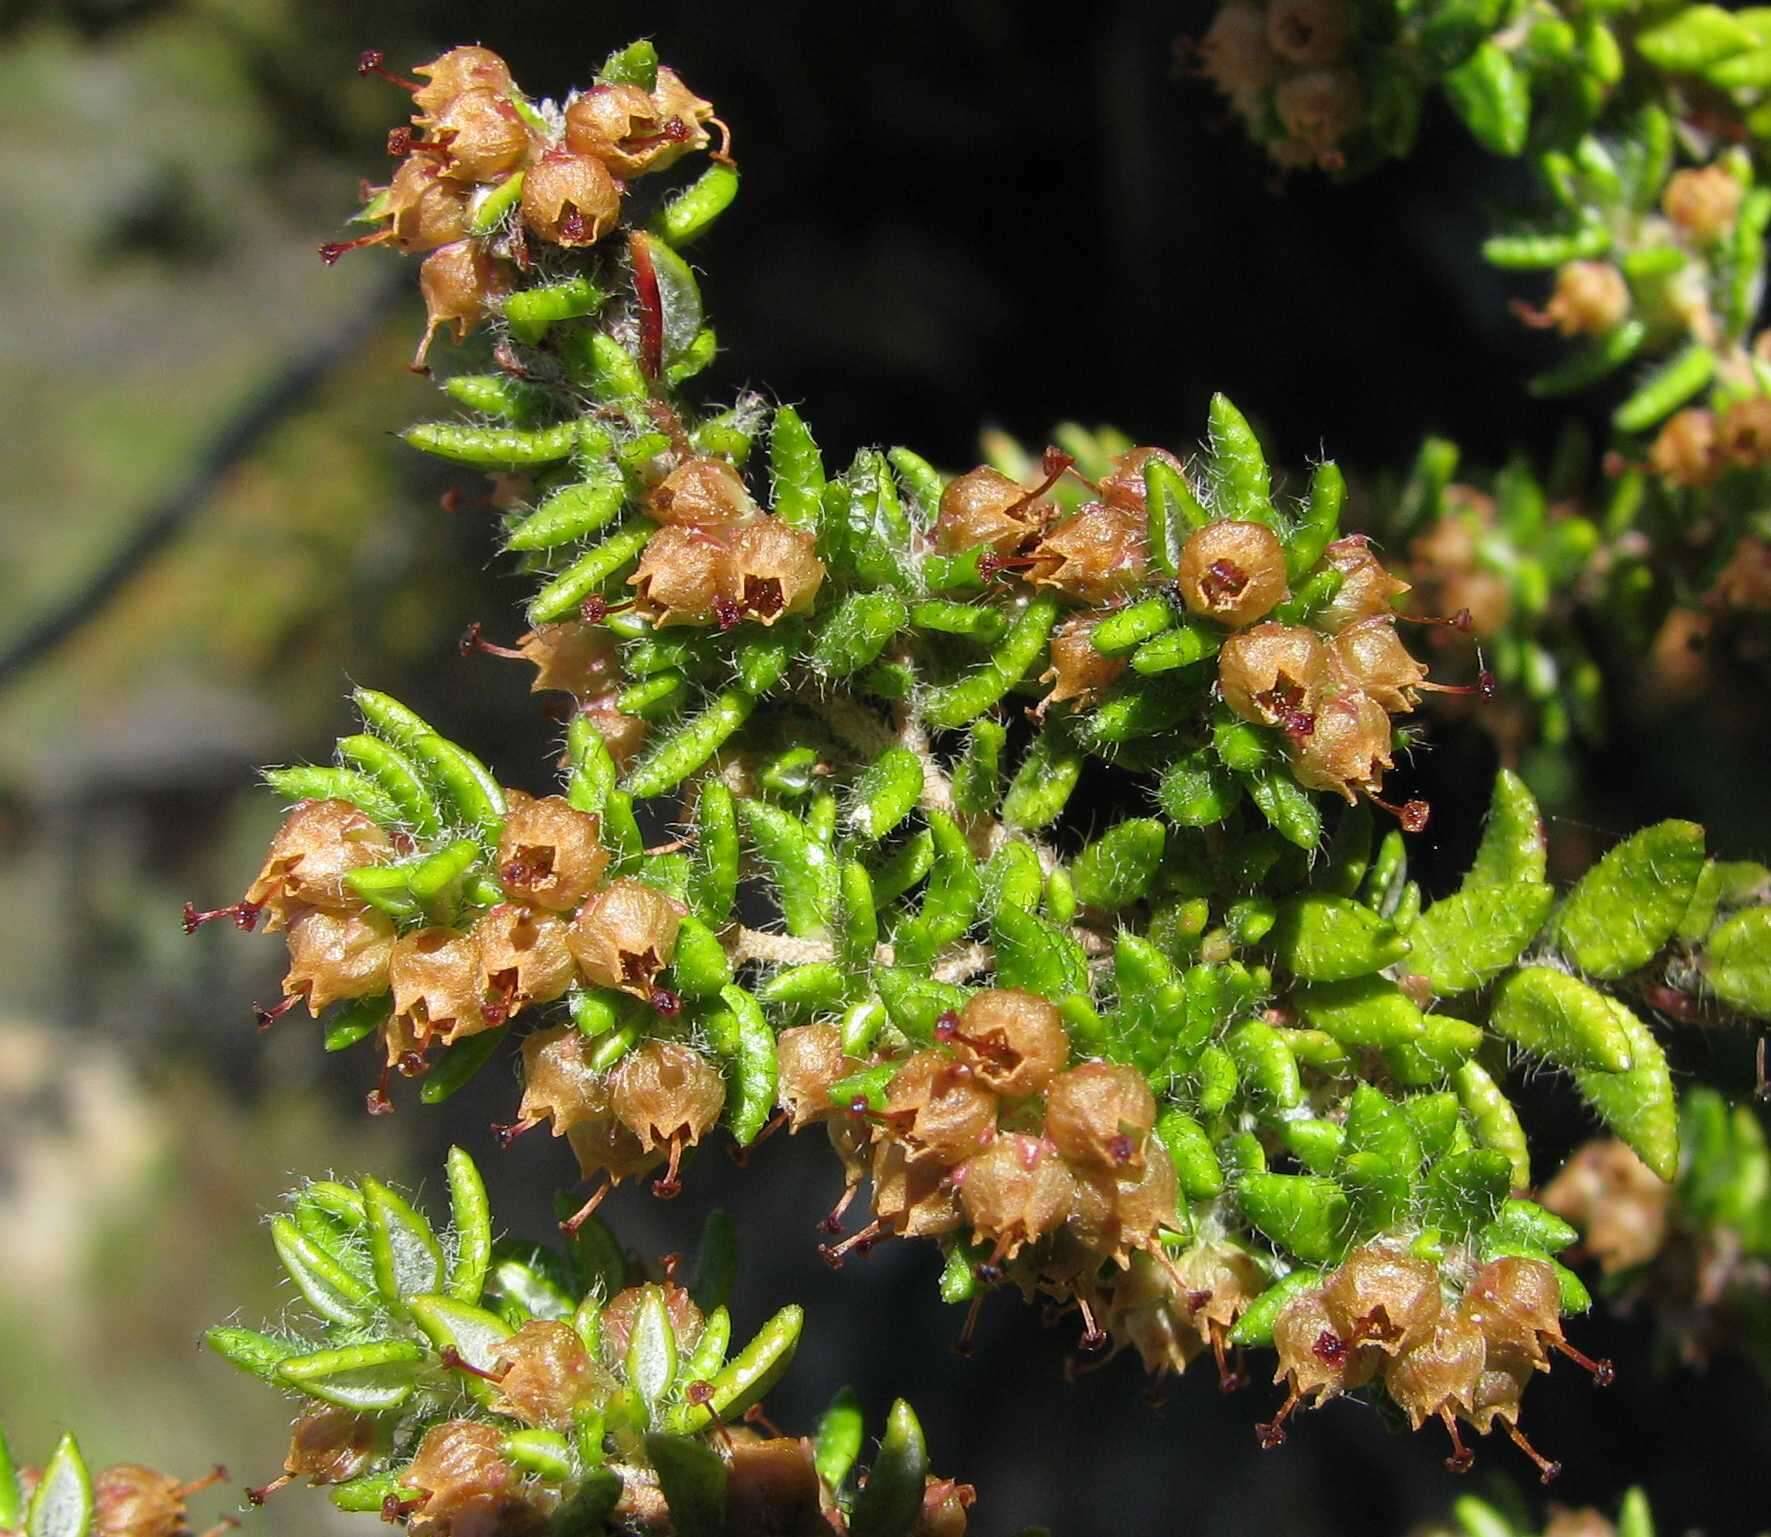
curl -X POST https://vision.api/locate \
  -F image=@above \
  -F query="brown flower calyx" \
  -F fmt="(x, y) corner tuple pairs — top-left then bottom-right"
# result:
(514, 623), (621, 698)
(1540, 1139), (1670, 1275)
(1321, 1243), (1443, 1355)
(409, 47), (514, 122)
(1258, 1286), (1380, 1447)
(1042, 615), (1127, 708)
(1290, 689), (1395, 804)
(1042, 1062), (1156, 1172)
(497, 791), (609, 912)
(1177, 521), (1288, 627)
(630, 524), (729, 626)
(1514, 261), (1630, 339)
(724, 519), (825, 625)
(92, 1464), (224, 1537)
(475, 904), (576, 1018)
(881, 1051), (1000, 1166)
(1218, 622), (1331, 735)
(1383, 1313), (1487, 1446)
(609, 1039), (725, 1195)
(251, 1409), (378, 1503)
(1273, 68), (1362, 162)
(1648, 408), (1720, 487)
(1197, 6), (1279, 99)
(380, 157), (471, 254)
(938, 990), (1071, 1098)
(282, 906), (396, 1016)
(564, 68), (723, 179)
(1662, 164), (1745, 243)
(1026, 501), (1150, 604)
(388, 926), (491, 1052)
(520, 149), (622, 248)
(400, 1420), (546, 1537)
(415, 240), (511, 370)
(599, 1281), (705, 1364)
(647, 455), (759, 526)
(956, 1132), (1077, 1266)
(568, 878), (684, 994)
(491, 1320), (601, 1429)
(244, 800), (392, 929)
(1329, 616), (1431, 713)
(429, 88), (531, 182)
(775, 1022), (859, 1130)
(1315, 535), (1410, 632)
(934, 450), (1074, 557)
(1267, 0), (1351, 66)
(1460, 1257), (1612, 1384)
(721, 1437), (832, 1537)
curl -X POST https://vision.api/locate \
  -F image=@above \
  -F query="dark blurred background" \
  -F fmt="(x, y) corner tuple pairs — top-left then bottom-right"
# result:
(2, 1), (1767, 1533)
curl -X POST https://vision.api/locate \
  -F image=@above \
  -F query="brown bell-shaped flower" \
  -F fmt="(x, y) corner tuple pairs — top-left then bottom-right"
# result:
(1459, 1343), (1537, 1433)
(1540, 1139), (1670, 1275)
(1173, 1239), (1269, 1336)
(283, 906), (396, 1015)
(1218, 622), (1331, 731)
(946, 990), (1070, 1097)
(882, 1051), (1000, 1166)
(914, 1478), (975, 1537)
(411, 47), (514, 121)
(776, 1022), (858, 1130)
(629, 524), (729, 627)
(1027, 502), (1149, 603)
(1663, 165), (1744, 243)
(647, 456), (758, 526)
(1043, 1062), (1156, 1172)
(1719, 397), (1771, 469)
(245, 799), (392, 928)
(519, 1026), (607, 1136)
(610, 1040), (725, 1151)
(1647, 408), (1720, 487)
(1439, 569), (1512, 640)
(516, 623), (620, 698)
(579, 695), (650, 768)
(1199, 5), (1279, 97)
(431, 88), (531, 181)
(1532, 261), (1630, 338)
(388, 926), (489, 1049)
(475, 904), (575, 1018)
(568, 878), (684, 994)
(280, 1409), (379, 1488)
(1075, 1144), (1179, 1265)
(1264, 1284), (1381, 1444)
(92, 1467), (188, 1537)
(385, 156), (471, 253)
(646, 68), (719, 166)
(491, 1320), (600, 1429)
(520, 149), (621, 247)
(934, 466), (1045, 555)
(725, 519), (825, 625)
(1177, 521), (1288, 627)
(565, 1107), (663, 1185)
(723, 1438), (831, 1537)
(1459, 1257), (1566, 1368)
(871, 1137), (965, 1239)
(415, 239), (511, 370)
(1290, 689), (1393, 802)
(1383, 1313), (1487, 1431)
(1105, 1248), (1210, 1375)
(956, 1133), (1077, 1259)
(1096, 446), (1184, 515)
(1329, 616), (1429, 713)
(1321, 1243), (1442, 1355)
(401, 1421), (528, 1537)
(1041, 616), (1126, 708)
(1267, 0), (1351, 65)
(1273, 67), (1363, 155)
(565, 83), (671, 176)
(1315, 535), (1410, 632)
(497, 791), (608, 912)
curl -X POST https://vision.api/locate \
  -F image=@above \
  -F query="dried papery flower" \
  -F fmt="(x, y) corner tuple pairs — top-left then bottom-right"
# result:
(630, 524), (729, 626)
(415, 239), (511, 369)
(1709, 533), (1771, 610)
(520, 150), (622, 247)
(609, 1039), (725, 1192)
(647, 67), (719, 163)
(565, 83), (669, 176)
(579, 696), (650, 767)
(1315, 535), (1410, 632)
(1197, 5), (1279, 97)
(1174, 1239), (1268, 1338)
(1647, 408), (1720, 487)
(1274, 68), (1363, 155)
(725, 519), (826, 623)
(1523, 262), (1631, 338)
(283, 906), (396, 1014)
(1218, 622), (1331, 731)
(389, 926), (490, 1047)
(1290, 689), (1394, 802)
(1383, 1313), (1487, 1433)
(915, 1478), (975, 1537)
(1043, 1062), (1156, 1171)
(518, 1025), (607, 1135)
(385, 157), (471, 253)
(411, 47), (514, 121)
(1258, 1286), (1380, 1446)
(934, 466), (1046, 555)
(497, 791), (608, 912)
(1096, 446), (1183, 514)
(723, 1438), (828, 1537)
(1042, 615), (1126, 707)
(400, 1421), (546, 1537)
(1081, 1143), (1179, 1263)
(1459, 1343), (1536, 1434)
(491, 1320), (599, 1429)
(93, 1467), (194, 1537)
(1460, 1257), (1590, 1371)
(599, 1282), (705, 1362)
(882, 1051), (999, 1165)
(1718, 397), (1771, 469)
(564, 1105), (662, 1187)
(516, 623), (621, 697)
(1106, 1249), (1209, 1374)
(1027, 502), (1149, 603)
(776, 1022), (856, 1129)
(279, 1410), (379, 1489)
(1662, 165), (1744, 242)
(869, 1137), (965, 1240)
(944, 990), (1070, 1097)
(569, 878), (684, 993)
(431, 88), (531, 181)
(1267, 0), (1350, 65)
(1330, 616), (1429, 713)
(957, 1133), (1077, 1261)
(1321, 1243), (1443, 1354)
(1177, 521), (1288, 627)
(1438, 569), (1511, 640)
(475, 903), (575, 1015)
(647, 456), (758, 526)
(245, 800), (391, 927)
(1540, 1140), (1671, 1274)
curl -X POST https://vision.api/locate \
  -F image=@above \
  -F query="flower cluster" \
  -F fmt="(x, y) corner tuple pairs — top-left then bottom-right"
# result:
(0, 1443), (227, 1537)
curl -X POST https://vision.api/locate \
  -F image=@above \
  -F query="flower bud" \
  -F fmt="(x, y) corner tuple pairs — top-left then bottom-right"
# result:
(283, 906), (396, 1015)
(1662, 165), (1743, 243)
(957, 1133), (1076, 1257)
(568, 878), (684, 994)
(1321, 1243), (1442, 1355)
(491, 1320), (599, 1428)
(1267, 0), (1350, 65)
(1042, 616), (1126, 707)
(776, 1022), (857, 1129)
(1314, 535), (1409, 632)
(411, 47), (513, 121)
(1274, 68), (1362, 155)
(1382, 1314), (1486, 1430)
(884, 1051), (999, 1165)
(497, 791), (608, 912)
(1329, 616), (1428, 713)
(1648, 408), (1720, 487)
(385, 157), (471, 253)
(475, 903), (575, 1015)
(630, 524), (729, 627)
(245, 800), (392, 928)
(1176, 521), (1288, 627)
(1218, 622), (1331, 729)
(388, 926), (489, 1048)
(520, 150), (621, 248)
(517, 622), (621, 698)
(934, 466), (1045, 555)
(1027, 502), (1149, 603)
(432, 88), (531, 182)
(951, 989), (1070, 1097)
(610, 1039), (724, 1151)
(1043, 1062), (1156, 1172)
(1290, 689), (1393, 802)
(648, 456), (758, 526)
(725, 519), (826, 624)
(1096, 446), (1184, 515)
(1198, 5), (1279, 96)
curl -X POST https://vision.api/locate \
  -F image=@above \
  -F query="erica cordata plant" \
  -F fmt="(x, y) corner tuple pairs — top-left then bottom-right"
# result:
(171, 33), (1771, 1499)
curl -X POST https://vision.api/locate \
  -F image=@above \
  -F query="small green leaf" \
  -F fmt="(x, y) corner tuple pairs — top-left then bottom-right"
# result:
(1573, 998), (1679, 1181)
(1702, 907), (1771, 1018)
(1421, 1148), (1514, 1236)
(276, 1341), (425, 1410)
(0, 1431), (20, 1534)
(1465, 770), (1546, 889)
(644, 1434), (727, 1537)
(1488, 967), (1634, 1072)
(445, 1146), (492, 1305)
(812, 1386), (865, 1491)
(1238, 1172), (1350, 1264)
(1292, 976), (1424, 1047)
(1406, 883), (1554, 995)
(362, 1178), (445, 1318)
(627, 1287), (680, 1410)
(1635, 4), (1759, 72)
(270, 1216), (373, 1328)
(1557, 821), (1704, 978)
(1270, 894), (1409, 982)
(25, 1436), (91, 1537)
(850, 1400), (929, 1537)
(1071, 819), (1166, 909)
(408, 1294), (514, 1402)
(1444, 41), (1531, 156)
(991, 904), (1090, 996)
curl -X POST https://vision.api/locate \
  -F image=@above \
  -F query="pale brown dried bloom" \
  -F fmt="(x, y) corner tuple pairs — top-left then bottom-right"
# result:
(949, 989), (1070, 1097)
(1218, 623), (1331, 729)
(957, 1133), (1076, 1258)
(385, 157), (471, 253)
(934, 466), (1044, 555)
(491, 1320), (598, 1429)
(725, 519), (826, 624)
(388, 926), (489, 1049)
(1718, 397), (1771, 470)
(1096, 446), (1184, 515)
(411, 47), (514, 121)
(776, 1022), (857, 1130)
(93, 1467), (186, 1537)
(1315, 535), (1410, 632)
(1663, 165), (1744, 242)
(723, 1439), (830, 1537)
(520, 150), (621, 247)
(647, 456), (758, 527)
(565, 1107), (663, 1184)
(913, 1478), (975, 1537)
(519, 1025), (606, 1135)
(1177, 521), (1288, 627)
(1710, 534), (1771, 611)
(1383, 1314), (1487, 1430)
(281, 1409), (379, 1487)
(1043, 1062), (1156, 1172)
(1543, 1509), (1617, 1537)
(1270, 1287), (1380, 1403)
(516, 623), (620, 698)
(1648, 408), (1720, 487)
(245, 800), (391, 928)
(475, 904), (575, 1016)
(1290, 689), (1393, 802)
(1274, 68), (1363, 153)
(629, 524), (728, 627)
(647, 68), (718, 161)
(1105, 1248), (1209, 1375)
(1173, 1240), (1268, 1334)
(565, 83), (668, 176)
(415, 239), (511, 369)
(1027, 502), (1149, 603)
(1198, 5), (1279, 96)
(568, 878), (684, 994)
(1459, 1344), (1536, 1432)
(1042, 616), (1126, 707)
(609, 1039), (725, 1151)
(1536, 262), (1631, 337)
(1076, 1145), (1179, 1263)
(1541, 1139), (1671, 1275)
(1322, 1243), (1443, 1355)
(1330, 616), (1429, 713)
(579, 696), (650, 768)
(432, 88), (531, 181)
(871, 1138), (965, 1239)
(283, 906), (396, 1015)
(497, 791), (609, 912)
(883, 1051), (999, 1165)
(1440, 569), (1512, 640)
(1267, 0), (1351, 65)
(1460, 1256), (1565, 1366)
